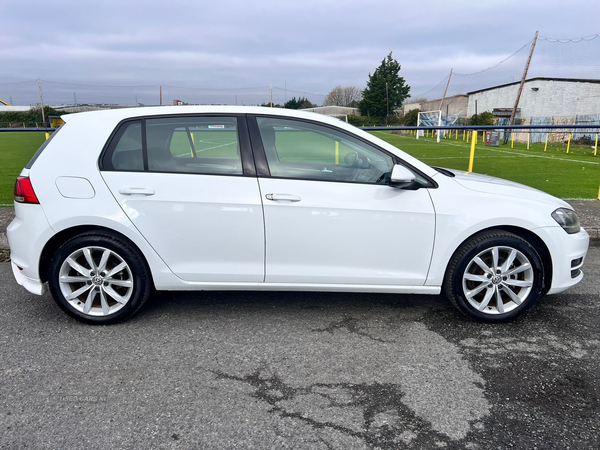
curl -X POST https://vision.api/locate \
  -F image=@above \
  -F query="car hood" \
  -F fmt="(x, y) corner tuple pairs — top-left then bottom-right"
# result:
(439, 168), (572, 209)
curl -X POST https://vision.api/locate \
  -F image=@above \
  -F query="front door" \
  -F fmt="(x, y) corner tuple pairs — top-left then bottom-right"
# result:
(252, 116), (435, 286)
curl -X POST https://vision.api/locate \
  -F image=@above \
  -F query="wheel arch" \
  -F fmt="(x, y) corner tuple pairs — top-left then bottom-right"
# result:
(39, 225), (155, 289)
(444, 225), (553, 295)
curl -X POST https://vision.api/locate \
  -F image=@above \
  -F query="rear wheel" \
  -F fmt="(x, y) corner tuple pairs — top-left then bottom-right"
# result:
(48, 231), (152, 324)
(444, 230), (545, 322)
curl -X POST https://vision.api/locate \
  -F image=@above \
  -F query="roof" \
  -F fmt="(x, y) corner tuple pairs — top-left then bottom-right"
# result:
(60, 105), (348, 126)
(0, 105), (32, 112)
(467, 77), (600, 95)
(300, 105), (358, 111)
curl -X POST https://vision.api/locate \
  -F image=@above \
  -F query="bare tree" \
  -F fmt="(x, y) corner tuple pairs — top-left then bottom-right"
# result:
(323, 86), (363, 107)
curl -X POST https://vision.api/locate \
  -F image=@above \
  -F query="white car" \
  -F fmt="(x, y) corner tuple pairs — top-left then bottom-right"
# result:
(7, 106), (589, 324)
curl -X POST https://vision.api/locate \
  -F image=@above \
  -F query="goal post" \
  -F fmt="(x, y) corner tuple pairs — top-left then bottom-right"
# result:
(417, 110), (462, 143)
(417, 110), (442, 142)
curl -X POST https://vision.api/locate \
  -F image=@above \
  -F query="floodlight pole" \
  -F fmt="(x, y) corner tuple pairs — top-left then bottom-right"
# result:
(270, 84), (273, 107)
(503, 30), (539, 144)
(160, 84), (162, 106)
(38, 78), (46, 126)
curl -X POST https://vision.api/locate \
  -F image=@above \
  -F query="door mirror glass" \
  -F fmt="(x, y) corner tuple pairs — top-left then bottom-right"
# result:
(389, 164), (417, 189)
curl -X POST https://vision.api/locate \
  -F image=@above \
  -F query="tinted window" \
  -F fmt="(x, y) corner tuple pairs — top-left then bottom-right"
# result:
(256, 117), (393, 184)
(107, 121), (143, 171)
(146, 117), (242, 175)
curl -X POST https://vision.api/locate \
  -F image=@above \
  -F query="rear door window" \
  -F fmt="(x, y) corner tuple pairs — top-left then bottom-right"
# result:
(146, 117), (242, 175)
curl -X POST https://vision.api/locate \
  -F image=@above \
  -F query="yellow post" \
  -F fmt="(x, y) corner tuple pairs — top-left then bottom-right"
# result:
(566, 133), (572, 154)
(467, 131), (470, 143)
(23, 123), (25, 128)
(544, 133), (549, 152)
(335, 140), (339, 164)
(455, 129), (458, 140)
(598, 184), (600, 200)
(468, 131), (477, 173)
(594, 133), (598, 156)
(463, 129), (466, 141)
(190, 133), (195, 157)
(511, 132), (514, 148)
(45, 132), (49, 140)
(527, 133), (530, 150)
(36, 123), (38, 128)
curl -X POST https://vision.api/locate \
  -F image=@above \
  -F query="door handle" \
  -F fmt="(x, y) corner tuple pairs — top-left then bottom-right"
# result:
(265, 193), (301, 202)
(119, 187), (155, 196)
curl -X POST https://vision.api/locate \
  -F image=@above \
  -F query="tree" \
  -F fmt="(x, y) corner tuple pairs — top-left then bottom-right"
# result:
(399, 108), (420, 126)
(358, 52), (410, 121)
(469, 111), (495, 126)
(323, 86), (362, 107)
(284, 96), (316, 110)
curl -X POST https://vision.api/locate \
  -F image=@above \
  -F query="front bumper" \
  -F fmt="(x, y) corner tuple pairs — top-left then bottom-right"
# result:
(535, 226), (590, 295)
(11, 261), (46, 295)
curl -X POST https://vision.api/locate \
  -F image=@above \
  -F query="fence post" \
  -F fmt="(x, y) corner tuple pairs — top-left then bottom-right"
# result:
(566, 133), (572, 154)
(468, 131), (477, 173)
(335, 141), (339, 165)
(527, 133), (530, 150)
(511, 132), (514, 148)
(544, 133), (549, 152)
(45, 133), (50, 140)
(463, 130), (465, 141)
(595, 133), (598, 157)
(466, 131), (470, 143)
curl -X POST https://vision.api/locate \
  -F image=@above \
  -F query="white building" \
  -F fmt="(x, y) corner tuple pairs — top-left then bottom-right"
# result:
(467, 77), (600, 118)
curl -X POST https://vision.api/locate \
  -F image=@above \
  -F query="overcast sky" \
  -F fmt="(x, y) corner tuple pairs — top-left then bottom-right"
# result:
(1, 0), (599, 105)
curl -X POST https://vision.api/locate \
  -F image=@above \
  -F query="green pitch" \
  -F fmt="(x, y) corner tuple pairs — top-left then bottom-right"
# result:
(1, 129), (599, 205)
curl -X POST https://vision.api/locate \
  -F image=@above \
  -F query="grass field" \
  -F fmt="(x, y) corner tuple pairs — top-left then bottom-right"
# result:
(372, 131), (600, 199)
(1, 129), (599, 205)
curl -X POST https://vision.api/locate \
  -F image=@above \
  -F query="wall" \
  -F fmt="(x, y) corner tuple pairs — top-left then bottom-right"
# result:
(420, 95), (468, 117)
(467, 79), (600, 118)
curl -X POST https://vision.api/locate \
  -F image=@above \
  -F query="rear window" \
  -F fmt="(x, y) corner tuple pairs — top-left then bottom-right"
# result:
(25, 125), (63, 169)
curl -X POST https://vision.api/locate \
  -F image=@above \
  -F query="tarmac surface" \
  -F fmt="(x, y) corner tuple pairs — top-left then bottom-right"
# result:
(0, 244), (598, 449)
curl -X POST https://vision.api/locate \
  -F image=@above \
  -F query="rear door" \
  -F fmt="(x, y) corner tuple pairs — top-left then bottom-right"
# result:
(101, 114), (265, 283)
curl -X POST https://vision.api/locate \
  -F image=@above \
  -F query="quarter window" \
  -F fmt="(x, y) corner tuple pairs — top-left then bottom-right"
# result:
(107, 121), (144, 171)
(256, 117), (393, 184)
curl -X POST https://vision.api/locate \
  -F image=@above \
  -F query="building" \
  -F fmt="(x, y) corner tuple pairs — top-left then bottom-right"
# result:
(300, 105), (359, 117)
(466, 77), (600, 118)
(420, 95), (468, 117)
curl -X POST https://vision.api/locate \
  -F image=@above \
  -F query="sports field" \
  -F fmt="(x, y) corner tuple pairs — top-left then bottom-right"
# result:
(1, 129), (599, 205)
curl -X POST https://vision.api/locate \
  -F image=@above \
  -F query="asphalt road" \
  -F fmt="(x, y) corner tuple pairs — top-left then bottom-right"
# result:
(1, 245), (599, 450)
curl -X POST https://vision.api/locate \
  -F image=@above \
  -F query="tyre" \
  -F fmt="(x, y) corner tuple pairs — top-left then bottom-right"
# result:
(48, 231), (152, 324)
(443, 230), (545, 322)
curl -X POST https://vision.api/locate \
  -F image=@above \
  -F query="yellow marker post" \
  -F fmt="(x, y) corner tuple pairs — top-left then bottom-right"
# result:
(527, 133), (530, 150)
(190, 133), (195, 157)
(594, 133), (598, 156)
(455, 129), (458, 140)
(468, 131), (477, 173)
(598, 184), (600, 200)
(45, 132), (49, 140)
(335, 141), (339, 164)
(463, 130), (466, 141)
(566, 133), (572, 154)
(466, 131), (470, 143)
(511, 132), (514, 148)
(544, 133), (549, 152)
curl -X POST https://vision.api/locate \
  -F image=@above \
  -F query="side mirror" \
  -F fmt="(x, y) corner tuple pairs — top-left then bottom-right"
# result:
(389, 164), (419, 189)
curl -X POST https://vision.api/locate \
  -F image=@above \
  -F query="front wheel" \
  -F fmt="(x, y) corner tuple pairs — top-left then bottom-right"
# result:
(48, 231), (152, 324)
(444, 230), (545, 322)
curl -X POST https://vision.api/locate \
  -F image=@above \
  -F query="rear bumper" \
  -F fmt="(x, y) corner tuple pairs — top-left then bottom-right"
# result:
(11, 261), (46, 295)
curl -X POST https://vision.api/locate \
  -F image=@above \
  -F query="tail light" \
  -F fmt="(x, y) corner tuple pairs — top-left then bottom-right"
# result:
(14, 176), (40, 204)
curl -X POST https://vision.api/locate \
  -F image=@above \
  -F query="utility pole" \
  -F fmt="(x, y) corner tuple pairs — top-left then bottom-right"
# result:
(385, 82), (389, 125)
(74, 92), (77, 104)
(37, 78), (45, 126)
(159, 84), (162, 106)
(439, 68), (453, 111)
(504, 30), (539, 144)
(235, 95), (237, 105)
(270, 84), (273, 107)
(135, 95), (138, 106)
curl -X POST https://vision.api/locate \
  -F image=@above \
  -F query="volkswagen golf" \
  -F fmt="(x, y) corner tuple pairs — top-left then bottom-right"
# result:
(7, 106), (589, 324)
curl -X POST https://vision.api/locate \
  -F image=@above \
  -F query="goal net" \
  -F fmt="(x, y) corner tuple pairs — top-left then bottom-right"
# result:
(417, 110), (461, 142)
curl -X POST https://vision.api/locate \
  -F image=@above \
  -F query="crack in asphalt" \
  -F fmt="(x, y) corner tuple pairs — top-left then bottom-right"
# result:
(311, 316), (391, 344)
(212, 369), (457, 449)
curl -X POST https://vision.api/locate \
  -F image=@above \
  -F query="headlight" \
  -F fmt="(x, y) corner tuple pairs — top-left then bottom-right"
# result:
(551, 208), (580, 234)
